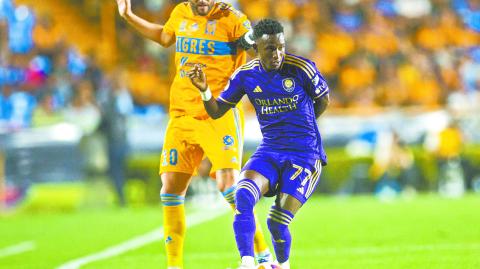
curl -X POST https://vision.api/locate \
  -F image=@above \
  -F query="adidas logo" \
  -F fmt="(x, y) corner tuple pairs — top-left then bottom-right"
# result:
(253, 86), (263, 93)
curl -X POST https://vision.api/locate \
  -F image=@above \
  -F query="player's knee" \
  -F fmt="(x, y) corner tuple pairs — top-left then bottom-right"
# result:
(267, 206), (294, 236)
(160, 172), (191, 195)
(235, 179), (261, 213)
(216, 168), (238, 191)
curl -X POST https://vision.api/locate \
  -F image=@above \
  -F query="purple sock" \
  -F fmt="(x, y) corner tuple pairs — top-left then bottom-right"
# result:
(233, 179), (261, 258)
(267, 206), (294, 263)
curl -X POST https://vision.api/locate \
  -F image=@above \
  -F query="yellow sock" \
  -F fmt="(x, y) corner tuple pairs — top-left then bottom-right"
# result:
(222, 186), (269, 254)
(161, 194), (186, 268)
(253, 213), (269, 254)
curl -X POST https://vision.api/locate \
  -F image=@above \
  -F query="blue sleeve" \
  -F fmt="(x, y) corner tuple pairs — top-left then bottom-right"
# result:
(218, 72), (245, 107)
(304, 61), (330, 100)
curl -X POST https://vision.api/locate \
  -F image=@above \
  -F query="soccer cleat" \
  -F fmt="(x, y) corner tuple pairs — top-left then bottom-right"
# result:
(256, 263), (282, 269)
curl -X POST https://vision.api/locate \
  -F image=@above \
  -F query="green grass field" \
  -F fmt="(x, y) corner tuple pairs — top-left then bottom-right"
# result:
(1, 194), (479, 269)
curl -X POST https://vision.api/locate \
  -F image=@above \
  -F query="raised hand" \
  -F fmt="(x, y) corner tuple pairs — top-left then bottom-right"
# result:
(115, 0), (131, 19)
(187, 64), (208, 92)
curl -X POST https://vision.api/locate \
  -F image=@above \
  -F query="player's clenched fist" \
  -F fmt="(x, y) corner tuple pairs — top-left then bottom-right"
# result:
(187, 64), (208, 92)
(115, 0), (131, 19)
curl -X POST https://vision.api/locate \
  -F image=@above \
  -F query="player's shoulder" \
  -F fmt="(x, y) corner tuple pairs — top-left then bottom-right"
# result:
(170, 1), (190, 16)
(231, 58), (260, 79)
(284, 53), (318, 79)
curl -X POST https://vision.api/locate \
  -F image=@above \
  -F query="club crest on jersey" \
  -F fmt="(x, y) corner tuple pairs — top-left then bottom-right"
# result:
(223, 135), (235, 146)
(282, 78), (295, 93)
(205, 20), (217, 35)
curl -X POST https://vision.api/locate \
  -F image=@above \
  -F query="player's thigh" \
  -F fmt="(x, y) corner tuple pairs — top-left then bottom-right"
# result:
(241, 152), (281, 196)
(198, 108), (243, 174)
(159, 117), (204, 178)
(274, 193), (303, 215)
(278, 158), (323, 208)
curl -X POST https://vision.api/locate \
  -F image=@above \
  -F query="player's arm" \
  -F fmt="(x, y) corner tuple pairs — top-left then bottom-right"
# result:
(236, 30), (256, 56)
(225, 3), (255, 56)
(187, 64), (232, 119)
(116, 0), (174, 47)
(301, 59), (330, 118)
(314, 94), (330, 119)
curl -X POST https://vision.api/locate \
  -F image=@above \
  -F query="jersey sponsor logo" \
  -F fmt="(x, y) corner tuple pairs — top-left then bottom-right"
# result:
(205, 20), (217, 35)
(190, 22), (199, 32)
(315, 80), (328, 95)
(223, 135), (235, 146)
(176, 36), (237, 55)
(254, 95), (300, 115)
(282, 78), (295, 92)
(179, 20), (187, 32)
(253, 85), (263, 93)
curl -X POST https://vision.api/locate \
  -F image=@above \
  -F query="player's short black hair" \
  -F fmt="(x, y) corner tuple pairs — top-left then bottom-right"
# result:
(252, 19), (284, 40)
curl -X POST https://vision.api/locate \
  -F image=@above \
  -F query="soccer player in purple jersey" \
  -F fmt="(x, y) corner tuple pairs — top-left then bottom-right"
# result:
(188, 19), (330, 269)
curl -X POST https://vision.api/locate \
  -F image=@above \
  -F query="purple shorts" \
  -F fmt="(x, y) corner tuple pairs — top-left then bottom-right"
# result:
(242, 151), (323, 204)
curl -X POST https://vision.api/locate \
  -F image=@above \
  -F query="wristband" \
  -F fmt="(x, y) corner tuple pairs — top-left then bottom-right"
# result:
(200, 87), (212, 101)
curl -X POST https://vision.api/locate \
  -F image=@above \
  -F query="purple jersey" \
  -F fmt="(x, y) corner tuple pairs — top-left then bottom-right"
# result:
(218, 53), (329, 164)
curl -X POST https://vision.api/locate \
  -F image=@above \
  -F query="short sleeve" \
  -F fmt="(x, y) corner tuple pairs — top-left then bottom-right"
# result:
(224, 5), (251, 39)
(303, 61), (330, 100)
(234, 15), (252, 39)
(163, 4), (182, 35)
(218, 72), (245, 107)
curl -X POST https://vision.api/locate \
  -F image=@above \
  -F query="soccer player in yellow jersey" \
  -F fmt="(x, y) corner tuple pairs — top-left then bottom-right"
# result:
(115, 0), (271, 268)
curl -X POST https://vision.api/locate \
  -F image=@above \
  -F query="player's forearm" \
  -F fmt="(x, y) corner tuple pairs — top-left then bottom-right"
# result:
(123, 12), (169, 47)
(314, 94), (330, 119)
(203, 98), (230, 119)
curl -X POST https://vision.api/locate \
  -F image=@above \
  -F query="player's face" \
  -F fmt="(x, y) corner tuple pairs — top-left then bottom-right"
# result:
(256, 33), (286, 71)
(189, 0), (215, 16)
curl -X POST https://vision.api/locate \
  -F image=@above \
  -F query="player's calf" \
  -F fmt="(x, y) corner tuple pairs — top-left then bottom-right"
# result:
(233, 179), (261, 265)
(267, 206), (294, 265)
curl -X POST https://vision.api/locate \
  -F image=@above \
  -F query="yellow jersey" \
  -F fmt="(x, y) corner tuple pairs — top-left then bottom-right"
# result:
(163, 2), (251, 117)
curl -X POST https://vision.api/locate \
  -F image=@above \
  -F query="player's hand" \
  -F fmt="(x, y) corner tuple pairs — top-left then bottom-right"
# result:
(187, 64), (208, 92)
(116, 0), (132, 19)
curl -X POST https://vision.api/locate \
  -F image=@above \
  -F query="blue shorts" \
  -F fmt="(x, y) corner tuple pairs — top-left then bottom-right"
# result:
(242, 151), (323, 204)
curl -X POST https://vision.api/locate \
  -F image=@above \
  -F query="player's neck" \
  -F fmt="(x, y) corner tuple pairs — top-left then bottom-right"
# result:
(259, 59), (283, 73)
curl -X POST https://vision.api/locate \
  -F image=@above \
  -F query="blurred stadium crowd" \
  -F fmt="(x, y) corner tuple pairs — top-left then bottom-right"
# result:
(0, 0), (480, 204)
(1, 0), (480, 131)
